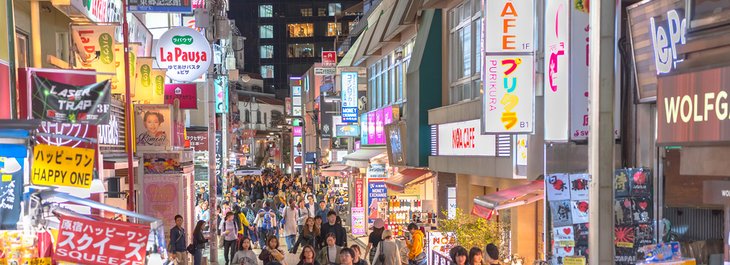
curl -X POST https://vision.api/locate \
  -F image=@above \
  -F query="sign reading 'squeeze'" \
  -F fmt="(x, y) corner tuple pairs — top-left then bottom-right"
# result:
(155, 27), (211, 82)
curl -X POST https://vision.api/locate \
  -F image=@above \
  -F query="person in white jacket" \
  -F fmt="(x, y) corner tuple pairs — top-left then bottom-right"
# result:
(282, 198), (300, 253)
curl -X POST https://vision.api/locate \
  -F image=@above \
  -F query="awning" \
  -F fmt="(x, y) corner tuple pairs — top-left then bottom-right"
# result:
(103, 157), (140, 170)
(366, 0), (398, 55)
(353, 1), (386, 66)
(321, 164), (358, 177)
(338, 33), (364, 67)
(343, 147), (386, 168)
(472, 180), (544, 220)
(385, 168), (434, 192)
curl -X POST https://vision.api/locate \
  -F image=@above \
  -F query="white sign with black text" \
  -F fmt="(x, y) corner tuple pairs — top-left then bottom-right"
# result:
(438, 119), (496, 156)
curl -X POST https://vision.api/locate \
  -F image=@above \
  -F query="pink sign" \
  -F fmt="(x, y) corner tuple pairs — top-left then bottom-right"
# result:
(375, 109), (384, 144)
(292, 126), (303, 136)
(143, 175), (180, 229)
(164, 83), (198, 109)
(383, 106), (393, 125)
(367, 112), (376, 144)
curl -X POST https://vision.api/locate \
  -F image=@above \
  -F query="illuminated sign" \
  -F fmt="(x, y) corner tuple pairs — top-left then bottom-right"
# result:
(650, 9), (686, 75)
(437, 119), (496, 156)
(155, 27), (211, 82)
(483, 55), (534, 133)
(215, 75), (229, 113)
(341, 72), (358, 123)
(484, 0), (534, 53)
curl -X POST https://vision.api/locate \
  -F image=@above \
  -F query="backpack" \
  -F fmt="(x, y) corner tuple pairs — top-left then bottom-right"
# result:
(246, 208), (255, 224)
(261, 210), (273, 230)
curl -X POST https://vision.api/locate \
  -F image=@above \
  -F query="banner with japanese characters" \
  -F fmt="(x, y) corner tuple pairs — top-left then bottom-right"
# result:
(31, 75), (111, 125)
(0, 142), (27, 230)
(71, 25), (117, 82)
(32, 144), (95, 189)
(113, 43), (139, 95)
(54, 215), (149, 265)
(133, 57), (168, 104)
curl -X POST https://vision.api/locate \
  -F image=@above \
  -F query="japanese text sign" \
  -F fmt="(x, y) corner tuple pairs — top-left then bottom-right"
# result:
(32, 75), (111, 125)
(71, 25), (117, 79)
(341, 71), (358, 123)
(127, 0), (192, 13)
(484, 0), (534, 53)
(32, 144), (95, 188)
(164, 83), (197, 109)
(483, 55), (534, 133)
(155, 27), (211, 82)
(55, 215), (149, 265)
(322, 51), (337, 65)
(215, 76), (228, 113)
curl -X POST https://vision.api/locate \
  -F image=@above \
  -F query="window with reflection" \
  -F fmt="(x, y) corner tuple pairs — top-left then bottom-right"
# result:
(327, 22), (342, 36)
(288, 23), (314, 38)
(328, 3), (341, 16)
(260, 45), (274, 59)
(288, 43), (315, 58)
(261, 65), (274, 78)
(259, 5), (273, 17)
(260, 25), (273, 38)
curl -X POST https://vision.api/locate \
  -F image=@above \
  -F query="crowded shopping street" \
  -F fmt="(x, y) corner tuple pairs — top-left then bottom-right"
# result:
(2, 0), (730, 264)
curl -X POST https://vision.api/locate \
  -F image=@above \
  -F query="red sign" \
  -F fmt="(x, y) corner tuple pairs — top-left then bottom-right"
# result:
(354, 177), (364, 208)
(186, 131), (209, 151)
(0, 61), (10, 119)
(54, 215), (149, 265)
(164, 83), (197, 109)
(322, 51), (337, 65)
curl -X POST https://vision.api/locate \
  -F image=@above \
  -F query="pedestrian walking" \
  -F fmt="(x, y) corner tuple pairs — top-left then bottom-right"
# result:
(316, 201), (329, 221)
(468, 247), (483, 265)
(317, 233), (343, 265)
(484, 244), (500, 265)
(350, 245), (368, 265)
(314, 216), (324, 249)
(196, 201), (209, 223)
(365, 219), (385, 262)
(283, 198), (300, 253)
(221, 212), (240, 265)
(259, 237), (286, 265)
(254, 201), (278, 247)
(192, 220), (209, 265)
(297, 245), (321, 265)
(320, 211), (346, 248)
(449, 247), (468, 265)
(404, 223), (425, 265)
(305, 195), (317, 218)
(292, 217), (319, 253)
(339, 248), (356, 265)
(372, 230), (401, 265)
(169, 215), (188, 265)
(232, 237), (258, 265)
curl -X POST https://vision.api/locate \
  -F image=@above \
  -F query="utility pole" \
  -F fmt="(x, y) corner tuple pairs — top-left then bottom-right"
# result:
(121, 0), (136, 212)
(588, 0), (616, 264)
(207, 1), (221, 262)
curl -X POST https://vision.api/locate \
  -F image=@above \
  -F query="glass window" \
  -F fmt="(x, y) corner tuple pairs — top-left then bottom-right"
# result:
(260, 45), (274, 59)
(475, 18), (482, 73)
(318, 8), (327, 16)
(448, 0), (481, 104)
(301, 8), (312, 17)
(328, 3), (341, 16)
(261, 65), (274, 78)
(327, 22), (342, 36)
(288, 43), (315, 58)
(288, 23), (314, 38)
(260, 25), (273, 38)
(259, 5), (273, 18)
(382, 57), (389, 105)
(348, 21), (357, 33)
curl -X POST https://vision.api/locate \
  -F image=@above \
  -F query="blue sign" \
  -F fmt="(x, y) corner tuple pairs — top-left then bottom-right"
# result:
(336, 125), (360, 137)
(215, 75), (229, 113)
(128, 1), (193, 13)
(341, 72), (358, 122)
(0, 142), (27, 230)
(367, 180), (387, 224)
(342, 107), (358, 123)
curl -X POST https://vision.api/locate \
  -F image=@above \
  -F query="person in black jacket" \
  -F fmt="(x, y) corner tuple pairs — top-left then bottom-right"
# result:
(320, 211), (347, 247)
(169, 215), (188, 265)
(192, 220), (209, 265)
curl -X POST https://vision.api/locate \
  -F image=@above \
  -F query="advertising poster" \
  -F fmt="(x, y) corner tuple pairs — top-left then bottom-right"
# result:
(128, 0), (192, 13)
(164, 83), (197, 109)
(386, 123), (406, 165)
(292, 126), (303, 169)
(569, 4), (591, 141)
(360, 113), (369, 145)
(32, 144), (95, 189)
(336, 125), (360, 137)
(215, 75), (229, 113)
(134, 58), (166, 104)
(374, 109), (384, 144)
(0, 143), (26, 230)
(484, 0), (534, 53)
(547, 173), (572, 201)
(483, 55), (534, 134)
(427, 231), (456, 265)
(367, 177), (387, 224)
(54, 215), (149, 265)
(341, 71), (358, 123)
(113, 43), (139, 95)
(142, 174), (181, 229)
(134, 105), (172, 150)
(367, 111), (376, 144)
(155, 27), (211, 82)
(71, 25), (117, 80)
(351, 207), (366, 235)
(544, 0), (570, 141)
(31, 75), (111, 125)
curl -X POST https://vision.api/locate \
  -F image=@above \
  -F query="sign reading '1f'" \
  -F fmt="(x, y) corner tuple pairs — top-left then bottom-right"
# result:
(484, 0), (534, 53)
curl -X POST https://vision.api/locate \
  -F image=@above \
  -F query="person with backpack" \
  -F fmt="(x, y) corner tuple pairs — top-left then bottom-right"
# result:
(220, 212), (240, 265)
(254, 200), (278, 248)
(169, 215), (188, 265)
(192, 220), (209, 265)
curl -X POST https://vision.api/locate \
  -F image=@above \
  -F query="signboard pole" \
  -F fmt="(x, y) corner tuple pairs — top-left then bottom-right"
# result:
(587, 0), (616, 264)
(207, 3), (219, 260)
(121, 0), (136, 212)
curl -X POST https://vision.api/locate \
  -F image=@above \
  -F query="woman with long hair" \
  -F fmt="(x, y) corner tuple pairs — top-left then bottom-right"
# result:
(259, 236), (286, 265)
(292, 217), (319, 253)
(232, 237), (257, 265)
(468, 247), (483, 265)
(365, 219), (385, 262)
(192, 220), (208, 265)
(297, 245), (320, 265)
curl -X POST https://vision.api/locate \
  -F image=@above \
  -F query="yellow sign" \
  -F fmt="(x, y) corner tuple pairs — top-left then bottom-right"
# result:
(616, 242), (634, 248)
(32, 144), (95, 188)
(563, 257), (586, 265)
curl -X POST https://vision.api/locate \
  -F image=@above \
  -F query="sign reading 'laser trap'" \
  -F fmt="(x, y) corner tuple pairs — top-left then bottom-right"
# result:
(32, 144), (95, 188)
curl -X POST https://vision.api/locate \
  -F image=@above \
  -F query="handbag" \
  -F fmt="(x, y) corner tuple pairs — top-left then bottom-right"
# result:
(377, 243), (386, 264)
(412, 252), (427, 264)
(186, 243), (195, 255)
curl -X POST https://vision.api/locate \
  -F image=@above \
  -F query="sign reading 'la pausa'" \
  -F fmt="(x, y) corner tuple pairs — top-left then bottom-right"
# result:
(155, 27), (211, 82)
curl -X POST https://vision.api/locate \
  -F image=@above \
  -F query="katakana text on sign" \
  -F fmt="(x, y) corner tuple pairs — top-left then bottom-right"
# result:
(54, 215), (149, 265)
(32, 144), (95, 188)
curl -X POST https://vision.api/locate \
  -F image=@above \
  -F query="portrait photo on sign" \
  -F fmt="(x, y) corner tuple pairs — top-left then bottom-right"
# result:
(134, 105), (172, 150)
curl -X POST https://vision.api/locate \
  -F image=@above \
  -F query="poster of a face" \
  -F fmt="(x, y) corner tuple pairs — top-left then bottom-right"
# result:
(135, 105), (171, 150)
(292, 136), (303, 168)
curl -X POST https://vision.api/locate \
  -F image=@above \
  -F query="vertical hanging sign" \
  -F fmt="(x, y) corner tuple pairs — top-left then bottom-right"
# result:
(568, 3), (591, 141)
(543, 0), (570, 142)
(482, 0), (535, 134)
(341, 72), (358, 123)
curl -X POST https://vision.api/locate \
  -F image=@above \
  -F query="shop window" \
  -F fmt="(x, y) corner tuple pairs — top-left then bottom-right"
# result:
(301, 8), (313, 17)
(261, 65), (274, 78)
(288, 43), (315, 58)
(288, 23), (314, 38)
(328, 3), (341, 16)
(260, 45), (274, 59)
(327, 22), (342, 36)
(259, 25), (273, 39)
(259, 5), (273, 18)
(318, 8), (327, 17)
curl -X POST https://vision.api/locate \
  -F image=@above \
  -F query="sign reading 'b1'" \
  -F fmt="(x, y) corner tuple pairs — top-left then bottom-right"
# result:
(155, 27), (212, 82)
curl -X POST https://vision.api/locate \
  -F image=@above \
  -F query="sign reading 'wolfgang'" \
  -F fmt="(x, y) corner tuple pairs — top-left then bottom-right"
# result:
(155, 27), (211, 82)
(657, 66), (730, 144)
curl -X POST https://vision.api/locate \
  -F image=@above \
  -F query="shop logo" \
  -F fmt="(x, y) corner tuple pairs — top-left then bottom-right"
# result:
(500, 58), (522, 130)
(172, 35), (194, 45)
(548, 4), (565, 93)
(140, 64), (151, 87)
(650, 9), (686, 75)
(98, 33), (114, 64)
